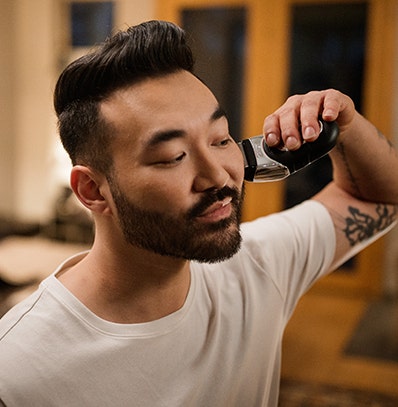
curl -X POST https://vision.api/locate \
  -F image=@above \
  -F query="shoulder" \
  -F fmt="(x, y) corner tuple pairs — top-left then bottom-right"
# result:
(0, 286), (45, 340)
(240, 200), (334, 251)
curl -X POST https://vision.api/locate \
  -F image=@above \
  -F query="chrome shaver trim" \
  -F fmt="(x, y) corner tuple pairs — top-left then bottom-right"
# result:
(238, 135), (290, 182)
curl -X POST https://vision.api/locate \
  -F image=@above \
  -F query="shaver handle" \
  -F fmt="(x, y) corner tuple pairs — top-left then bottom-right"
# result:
(240, 119), (339, 182)
(264, 119), (339, 173)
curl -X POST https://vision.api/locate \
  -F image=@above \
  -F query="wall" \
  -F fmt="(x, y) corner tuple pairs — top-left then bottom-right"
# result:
(0, 0), (60, 222)
(116, 0), (155, 27)
(0, 0), (155, 223)
(0, 0), (17, 217)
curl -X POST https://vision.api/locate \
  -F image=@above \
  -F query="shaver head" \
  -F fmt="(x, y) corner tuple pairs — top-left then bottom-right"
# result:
(238, 136), (290, 182)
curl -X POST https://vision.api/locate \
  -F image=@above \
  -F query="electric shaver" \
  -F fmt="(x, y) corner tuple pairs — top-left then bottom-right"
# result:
(238, 119), (339, 182)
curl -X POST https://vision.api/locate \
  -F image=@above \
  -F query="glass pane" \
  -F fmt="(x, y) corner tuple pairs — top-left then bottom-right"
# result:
(182, 7), (247, 141)
(71, 1), (114, 47)
(285, 2), (368, 209)
(286, 2), (368, 271)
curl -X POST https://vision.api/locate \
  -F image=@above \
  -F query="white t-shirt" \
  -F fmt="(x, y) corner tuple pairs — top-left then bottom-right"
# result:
(0, 201), (335, 407)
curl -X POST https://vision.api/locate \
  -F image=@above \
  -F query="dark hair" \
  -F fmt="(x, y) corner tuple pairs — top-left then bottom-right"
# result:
(54, 20), (194, 172)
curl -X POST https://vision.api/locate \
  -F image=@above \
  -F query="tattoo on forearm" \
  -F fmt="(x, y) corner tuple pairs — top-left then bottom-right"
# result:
(343, 204), (397, 246)
(336, 142), (362, 197)
(376, 128), (395, 152)
(336, 129), (396, 199)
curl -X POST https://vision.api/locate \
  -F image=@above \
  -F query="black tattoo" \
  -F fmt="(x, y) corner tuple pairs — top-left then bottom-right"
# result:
(343, 204), (397, 246)
(376, 128), (395, 152)
(336, 142), (362, 197)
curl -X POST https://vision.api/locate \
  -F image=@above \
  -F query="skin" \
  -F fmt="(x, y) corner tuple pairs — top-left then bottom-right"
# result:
(58, 71), (244, 323)
(58, 74), (398, 323)
(264, 90), (398, 269)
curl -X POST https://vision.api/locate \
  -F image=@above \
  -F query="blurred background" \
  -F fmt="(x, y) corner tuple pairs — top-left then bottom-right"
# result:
(0, 0), (398, 404)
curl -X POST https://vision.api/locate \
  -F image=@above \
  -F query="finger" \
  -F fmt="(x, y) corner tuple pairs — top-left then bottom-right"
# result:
(278, 95), (303, 149)
(263, 114), (282, 147)
(279, 111), (302, 150)
(322, 90), (357, 129)
(299, 91), (324, 141)
(265, 94), (305, 150)
(321, 90), (342, 121)
(264, 111), (302, 150)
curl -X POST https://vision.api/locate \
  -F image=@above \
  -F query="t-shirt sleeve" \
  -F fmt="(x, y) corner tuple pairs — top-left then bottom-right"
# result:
(240, 200), (335, 319)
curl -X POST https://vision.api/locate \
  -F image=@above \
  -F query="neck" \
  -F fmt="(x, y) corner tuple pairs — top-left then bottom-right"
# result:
(57, 237), (191, 324)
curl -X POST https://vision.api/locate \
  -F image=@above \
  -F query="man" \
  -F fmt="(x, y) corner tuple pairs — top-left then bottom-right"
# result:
(0, 20), (397, 406)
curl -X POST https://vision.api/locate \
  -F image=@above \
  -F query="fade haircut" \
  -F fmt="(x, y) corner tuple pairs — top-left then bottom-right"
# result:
(54, 20), (194, 173)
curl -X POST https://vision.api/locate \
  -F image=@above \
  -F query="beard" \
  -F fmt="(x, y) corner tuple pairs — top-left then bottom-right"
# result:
(107, 178), (244, 263)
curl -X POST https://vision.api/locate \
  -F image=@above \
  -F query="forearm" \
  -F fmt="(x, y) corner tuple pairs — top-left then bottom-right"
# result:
(264, 89), (398, 267)
(317, 113), (398, 267)
(330, 112), (398, 205)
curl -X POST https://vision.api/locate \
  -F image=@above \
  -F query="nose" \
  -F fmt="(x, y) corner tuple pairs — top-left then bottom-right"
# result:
(192, 151), (230, 192)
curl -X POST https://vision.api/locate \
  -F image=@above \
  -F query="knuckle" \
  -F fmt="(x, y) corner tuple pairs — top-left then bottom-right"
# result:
(286, 94), (302, 105)
(265, 113), (278, 122)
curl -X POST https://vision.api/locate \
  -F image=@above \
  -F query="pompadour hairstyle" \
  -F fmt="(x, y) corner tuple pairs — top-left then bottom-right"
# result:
(54, 20), (194, 172)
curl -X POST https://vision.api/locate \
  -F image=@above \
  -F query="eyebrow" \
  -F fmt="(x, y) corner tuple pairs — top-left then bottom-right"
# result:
(211, 105), (228, 121)
(145, 105), (227, 149)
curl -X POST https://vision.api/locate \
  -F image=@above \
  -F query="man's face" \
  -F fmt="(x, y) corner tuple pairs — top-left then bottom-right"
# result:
(101, 71), (245, 262)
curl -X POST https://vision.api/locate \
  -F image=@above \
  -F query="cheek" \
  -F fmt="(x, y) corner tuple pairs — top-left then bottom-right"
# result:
(131, 176), (192, 215)
(228, 145), (245, 183)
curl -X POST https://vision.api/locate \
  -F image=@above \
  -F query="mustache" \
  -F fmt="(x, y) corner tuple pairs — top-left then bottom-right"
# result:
(188, 186), (242, 219)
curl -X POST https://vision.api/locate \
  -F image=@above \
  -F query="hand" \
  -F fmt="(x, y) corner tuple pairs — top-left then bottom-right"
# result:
(263, 89), (356, 150)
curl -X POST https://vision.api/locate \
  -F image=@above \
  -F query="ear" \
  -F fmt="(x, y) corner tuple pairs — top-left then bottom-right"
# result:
(70, 165), (112, 215)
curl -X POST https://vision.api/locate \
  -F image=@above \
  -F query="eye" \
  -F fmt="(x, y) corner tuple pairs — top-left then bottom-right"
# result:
(157, 152), (186, 166)
(213, 136), (233, 147)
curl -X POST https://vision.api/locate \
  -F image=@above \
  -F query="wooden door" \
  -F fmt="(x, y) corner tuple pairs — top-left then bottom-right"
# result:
(157, 0), (398, 297)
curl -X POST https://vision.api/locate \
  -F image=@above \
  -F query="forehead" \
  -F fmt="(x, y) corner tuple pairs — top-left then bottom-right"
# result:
(100, 71), (220, 141)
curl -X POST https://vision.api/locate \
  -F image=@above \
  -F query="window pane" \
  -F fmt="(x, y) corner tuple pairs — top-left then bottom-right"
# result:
(71, 1), (114, 47)
(182, 7), (247, 141)
(285, 2), (368, 209)
(285, 2), (368, 270)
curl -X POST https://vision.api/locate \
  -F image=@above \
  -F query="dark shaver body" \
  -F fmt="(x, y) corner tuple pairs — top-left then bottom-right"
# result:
(238, 119), (339, 182)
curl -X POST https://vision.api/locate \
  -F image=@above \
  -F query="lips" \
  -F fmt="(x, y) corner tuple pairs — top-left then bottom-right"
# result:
(188, 185), (241, 222)
(197, 197), (233, 222)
